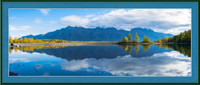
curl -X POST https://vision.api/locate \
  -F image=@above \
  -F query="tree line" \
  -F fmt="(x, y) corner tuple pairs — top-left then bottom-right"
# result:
(154, 30), (191, 43)
(118, 32), (151, 43)
(9, 36), (108, 43)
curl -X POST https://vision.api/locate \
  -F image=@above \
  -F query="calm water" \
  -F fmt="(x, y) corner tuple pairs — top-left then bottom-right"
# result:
(9, 44), (191, 76)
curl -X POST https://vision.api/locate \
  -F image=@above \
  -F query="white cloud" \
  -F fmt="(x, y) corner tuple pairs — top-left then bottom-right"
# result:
(86, 14), (95, 18)
(60, 9), (191, 35)
(9, 58), (32, 63)
(60, 15), (90, 27)
(50, 21), (57, 24)
(60, 51), (191, 76)
(9, 25), (31, 31)
(60, 59), (89, 71)
(34, 18), (43, 23)
(38, 9), (51, 16)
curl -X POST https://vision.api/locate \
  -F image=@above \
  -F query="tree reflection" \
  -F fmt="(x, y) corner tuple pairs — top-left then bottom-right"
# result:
(119, 44), (191, 57)
(14, 47), (18, 52)
(155, 44), (191, 57)
(9, 48), (13, 54)
(128, 46), (132, 54)
(9, 44), (191, 58)
(118, 44), (140, 54)
(9, 46), (70, 53)
(141, 44), (151, 52)
(136, 46), (139, 55)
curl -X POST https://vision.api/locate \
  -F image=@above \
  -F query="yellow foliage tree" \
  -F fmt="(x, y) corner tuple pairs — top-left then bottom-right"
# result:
(20, 37), (23, 43)
(28, 38), (34, 43)
(124, 36), (128, 42)
(23, 38), (28, 43)
(165, 37), (168, 42)
(9, 36), (13, 43)
(14, 37), (18, 43)
(136, 32), (139, 42)
(50, 41), (55, 43)
(158, 39), (162, 43)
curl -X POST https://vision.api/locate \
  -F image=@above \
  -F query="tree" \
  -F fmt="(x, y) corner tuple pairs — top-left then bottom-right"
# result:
(20, 38), (23, 43)
(14, 37), (18, 43)
(28, 38), (34, 43)
(23, 38), (28, 43)
(128, 33), (132, 42)
(142, 35), (150, 43)
(147, 37), (150, 42)
(165, 37), (168, 42)
(143, 36), (146, 42)
(124, 36), (128, 42)
(9, 36), (13, 43)
(50, 41), (55, 43)
(158, 39), (162, 43)
(180, 33), (185, 41)
(136, 32), (139, 42)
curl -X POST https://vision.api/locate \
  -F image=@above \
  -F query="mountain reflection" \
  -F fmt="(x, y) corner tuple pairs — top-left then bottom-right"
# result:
(9, 44), (191, 76)
(10, 45), (174, 60)
(9, 44), (191, 60)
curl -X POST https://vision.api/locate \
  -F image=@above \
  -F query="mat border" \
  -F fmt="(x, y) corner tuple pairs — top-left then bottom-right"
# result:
(0, 0), (199, 85)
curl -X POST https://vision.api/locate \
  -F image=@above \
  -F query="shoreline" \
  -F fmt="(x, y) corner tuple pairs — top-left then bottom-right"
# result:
(9, 42), (190, 47)
(10, 42), (118, 47)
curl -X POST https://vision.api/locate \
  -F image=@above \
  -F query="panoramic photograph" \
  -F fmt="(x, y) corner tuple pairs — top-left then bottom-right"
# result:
(9, 9), (191, 76)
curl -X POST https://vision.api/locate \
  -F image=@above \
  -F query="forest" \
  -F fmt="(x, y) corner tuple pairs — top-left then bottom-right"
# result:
(154, 30), (191, 43)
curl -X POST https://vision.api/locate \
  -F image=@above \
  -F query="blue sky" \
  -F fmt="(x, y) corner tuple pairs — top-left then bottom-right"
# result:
(9, 9), (191, 38)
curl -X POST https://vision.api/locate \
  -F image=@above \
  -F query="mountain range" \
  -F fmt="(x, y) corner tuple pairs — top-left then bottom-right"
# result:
(22, 26), (173, 42)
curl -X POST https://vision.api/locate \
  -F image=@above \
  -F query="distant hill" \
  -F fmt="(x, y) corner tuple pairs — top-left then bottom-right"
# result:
(22, 26), (173, 42)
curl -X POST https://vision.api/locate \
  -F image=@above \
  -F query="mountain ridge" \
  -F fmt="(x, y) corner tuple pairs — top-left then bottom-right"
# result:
(22, 26), (173, 42)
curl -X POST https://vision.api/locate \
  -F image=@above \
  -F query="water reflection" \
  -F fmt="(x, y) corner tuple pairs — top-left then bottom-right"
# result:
(60, 51), (191, 76)
(9, 50), (191, 76)
(118, 44), (191, 57)
(154, 44), (191, 57)
(9, 44), (191, 76)
(9, 46), (69, 53)
(9, 45), (175, 60)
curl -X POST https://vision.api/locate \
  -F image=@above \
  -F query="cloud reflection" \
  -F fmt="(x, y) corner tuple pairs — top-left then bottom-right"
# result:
(60, 51), (191, 76)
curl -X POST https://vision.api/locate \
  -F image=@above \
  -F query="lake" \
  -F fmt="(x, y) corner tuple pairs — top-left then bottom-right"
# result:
(9, 44), (191, 76)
